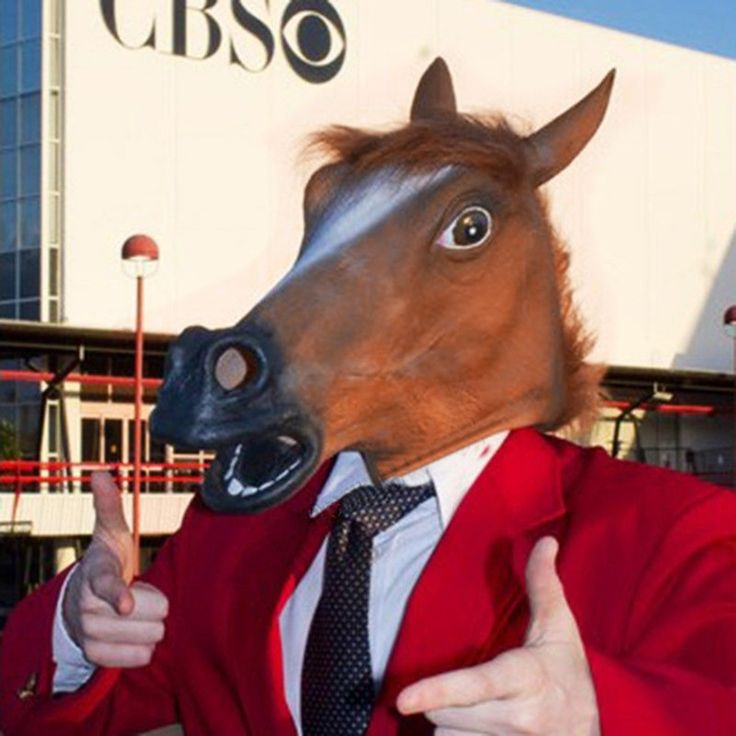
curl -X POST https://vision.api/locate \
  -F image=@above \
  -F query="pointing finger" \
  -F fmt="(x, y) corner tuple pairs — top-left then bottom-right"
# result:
(91, 471), (129, 535)
(397, 649), (536, 715)
(525, 536), (571, 643)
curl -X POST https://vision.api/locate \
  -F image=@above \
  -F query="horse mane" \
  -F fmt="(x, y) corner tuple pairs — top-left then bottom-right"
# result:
(308, 115), (604, 431)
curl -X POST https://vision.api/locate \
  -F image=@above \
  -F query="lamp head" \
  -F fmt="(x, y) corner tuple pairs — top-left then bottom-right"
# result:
(122, 234), (159, 277)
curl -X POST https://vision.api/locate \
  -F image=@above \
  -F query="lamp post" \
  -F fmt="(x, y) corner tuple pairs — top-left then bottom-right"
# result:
(121, 234), (159, 574)
(723, 305), (736, 489)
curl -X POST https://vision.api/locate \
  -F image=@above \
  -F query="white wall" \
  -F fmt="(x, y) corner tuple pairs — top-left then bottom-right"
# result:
(62, 0), (736, 372)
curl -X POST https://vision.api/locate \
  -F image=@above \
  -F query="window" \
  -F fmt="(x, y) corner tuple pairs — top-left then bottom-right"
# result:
(1, 149), (17, 198)
(20, 0), (41, 41)
(19, 92), (40, 143)
(19, 196), (39, 246)
(19, 39), (40, 93)
(0, 200), (16, 250)
(81, 418), (101, 462)
(0, 45), (17, 97)
(0, 359), (17, 401)
(0, 0), (18, 45)
(18, 298), (39, 319)
(19, 247), (39, 297)
(48, 402), (59, 454)
(0, 98), (17, 146)
(19, 143), (39, 195)
(0, 251), (15, 299)
(48, 246), (58, 295)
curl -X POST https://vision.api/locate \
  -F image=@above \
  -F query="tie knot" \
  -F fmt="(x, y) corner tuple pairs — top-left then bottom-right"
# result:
(338, 481), (435, 537)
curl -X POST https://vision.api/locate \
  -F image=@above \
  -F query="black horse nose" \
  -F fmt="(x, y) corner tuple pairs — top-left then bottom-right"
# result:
(164, 326), (266, 395)
(167, 325), (212, 372)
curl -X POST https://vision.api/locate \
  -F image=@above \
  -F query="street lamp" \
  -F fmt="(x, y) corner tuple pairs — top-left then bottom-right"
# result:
(723, 305), (736, 489)
(121, 234), (159, 574)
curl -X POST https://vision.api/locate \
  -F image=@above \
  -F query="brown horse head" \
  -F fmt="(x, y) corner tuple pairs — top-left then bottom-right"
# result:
(150, 59), (614, 513)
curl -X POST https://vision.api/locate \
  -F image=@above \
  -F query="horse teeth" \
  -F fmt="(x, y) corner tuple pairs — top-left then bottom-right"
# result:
(240, 484), (258, 496)
(227, 477), (244, 496)
(224, 443), (242, 481)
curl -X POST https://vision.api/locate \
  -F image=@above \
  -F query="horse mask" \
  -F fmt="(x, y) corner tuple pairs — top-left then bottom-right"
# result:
(150, 59), (614, 513)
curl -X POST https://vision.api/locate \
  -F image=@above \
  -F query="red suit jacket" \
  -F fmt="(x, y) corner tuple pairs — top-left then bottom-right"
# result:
(2, 428), (736, 735)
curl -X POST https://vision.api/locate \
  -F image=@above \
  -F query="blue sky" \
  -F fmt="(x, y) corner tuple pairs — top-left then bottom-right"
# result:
(501, 0), (736, 59)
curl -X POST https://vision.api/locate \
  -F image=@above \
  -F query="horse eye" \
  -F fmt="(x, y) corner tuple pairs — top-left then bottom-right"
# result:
(437, 207), (493, 250)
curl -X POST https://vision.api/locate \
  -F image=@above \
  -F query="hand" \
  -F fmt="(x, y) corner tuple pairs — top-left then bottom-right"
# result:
(397, 536), (600, 735)
(62, 471), (169, 668)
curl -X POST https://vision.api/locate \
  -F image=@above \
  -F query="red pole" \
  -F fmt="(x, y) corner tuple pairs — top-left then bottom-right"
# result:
(733, 338), (736, 489)
(133, 275), (144, 575)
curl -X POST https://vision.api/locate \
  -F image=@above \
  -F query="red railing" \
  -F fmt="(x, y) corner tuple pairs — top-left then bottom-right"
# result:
(0, 459), (210, 529)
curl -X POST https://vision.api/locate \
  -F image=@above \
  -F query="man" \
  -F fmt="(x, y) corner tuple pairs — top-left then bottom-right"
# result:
(1, 59), (735, 735)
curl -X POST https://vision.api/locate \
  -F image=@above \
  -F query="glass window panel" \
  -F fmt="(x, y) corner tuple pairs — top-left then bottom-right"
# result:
(48, 402), (59, 453)
(19, 144), (38, 195)
(0, 45), (17, 98)
(0, 251), (16, 299)
(48, 141), (59, 190)
(81, 418), (101, 463)
(0, 0), (18, 45)
(0, 359), (18, 400)
(49, 38), (60, 86)
(49, 0), (61, 35)
(19, 92), (39, 143)
(1, 148), (17, 198)
(19, 298), (39, 320)
(16, 373), (38, 402)
(104, 419), (123, 464)
(49, 193), (59, 242)
(19, 39), (41, 93)
(49, 91), (60, 139)
(0, 199), (16, 251)
(20, 0), (41, 40)
(0, 301), (15, 318)
(19, 196), (38, 246)
(48, 246), (58, 295)
(19, 247), (38, 298)
(0, 97), (16, 146)
(17, 401), (40, 454)
(49, 40), (60, 86)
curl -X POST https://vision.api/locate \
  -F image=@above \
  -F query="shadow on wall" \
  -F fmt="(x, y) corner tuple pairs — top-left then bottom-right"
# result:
(673, 224), (736, 373)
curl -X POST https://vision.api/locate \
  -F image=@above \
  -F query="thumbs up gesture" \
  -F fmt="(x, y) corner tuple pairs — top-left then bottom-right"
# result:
(61, 472), (169, 668)
(397, 537), (600, 735)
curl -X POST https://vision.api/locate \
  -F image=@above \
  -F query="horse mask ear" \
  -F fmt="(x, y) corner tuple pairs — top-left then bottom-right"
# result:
(411, 57), (457, 121)
(525, 70), (616, 186)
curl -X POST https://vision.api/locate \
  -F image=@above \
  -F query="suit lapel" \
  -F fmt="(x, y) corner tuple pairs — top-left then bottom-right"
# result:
(368, 428), (567, 735)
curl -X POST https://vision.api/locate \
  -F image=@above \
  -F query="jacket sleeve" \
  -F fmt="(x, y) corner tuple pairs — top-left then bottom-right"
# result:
(0, 502), (193, 736)
(586, 492), (736, 735)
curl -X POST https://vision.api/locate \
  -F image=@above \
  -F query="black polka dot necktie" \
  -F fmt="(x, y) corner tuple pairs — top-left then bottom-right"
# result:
(300, 481), (435, 736)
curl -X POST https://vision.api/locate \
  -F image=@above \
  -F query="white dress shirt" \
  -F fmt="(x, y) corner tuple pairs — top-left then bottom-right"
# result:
(52, 430), (508, 732)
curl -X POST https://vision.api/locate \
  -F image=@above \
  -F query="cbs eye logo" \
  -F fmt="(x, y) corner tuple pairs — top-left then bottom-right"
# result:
(100, 0), (347, 84)
(281, 0), (345, 83)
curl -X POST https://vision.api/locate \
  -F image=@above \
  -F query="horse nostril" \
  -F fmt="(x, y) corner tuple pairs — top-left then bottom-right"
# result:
(215, 346), (260, 391)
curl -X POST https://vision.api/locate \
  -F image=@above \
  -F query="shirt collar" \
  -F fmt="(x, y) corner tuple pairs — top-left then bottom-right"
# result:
(310, 431), (509, 528)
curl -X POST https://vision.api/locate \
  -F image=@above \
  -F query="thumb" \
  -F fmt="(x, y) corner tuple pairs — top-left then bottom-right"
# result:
(92, 470), (130, 536)
(524, 536), (574, 644)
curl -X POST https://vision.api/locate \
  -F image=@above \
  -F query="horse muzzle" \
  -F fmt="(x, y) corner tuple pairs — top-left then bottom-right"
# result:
(150, 323), (323, 513)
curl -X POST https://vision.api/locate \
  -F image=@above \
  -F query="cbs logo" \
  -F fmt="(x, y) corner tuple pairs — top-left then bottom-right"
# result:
(100, 0), (347, 84)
